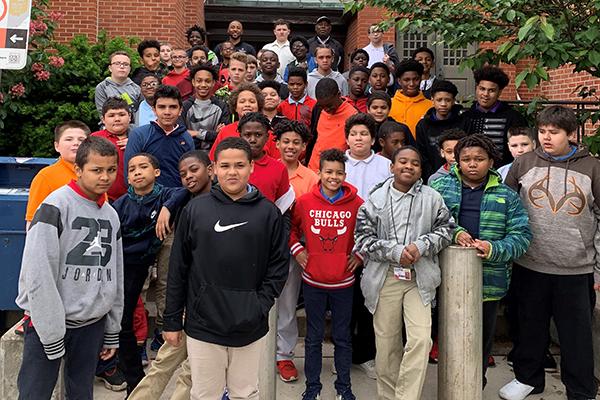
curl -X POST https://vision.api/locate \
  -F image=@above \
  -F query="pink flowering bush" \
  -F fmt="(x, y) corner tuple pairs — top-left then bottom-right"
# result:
(9, 83), (26, 98)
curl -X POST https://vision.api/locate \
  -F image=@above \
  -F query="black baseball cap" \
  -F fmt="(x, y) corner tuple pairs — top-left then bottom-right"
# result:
(316, 16), (331, 24)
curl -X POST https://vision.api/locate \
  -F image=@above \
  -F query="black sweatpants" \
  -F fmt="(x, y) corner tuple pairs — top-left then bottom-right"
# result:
(482, 300), (499, 388)
(18, 317), (105, 400)
(118, 262), (150, 393)
(513, 265), (597, 399)
(350, 267), (376, 364)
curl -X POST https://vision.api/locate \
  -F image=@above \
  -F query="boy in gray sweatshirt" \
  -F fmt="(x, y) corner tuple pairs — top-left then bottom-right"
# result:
(16, 136), (124, 400)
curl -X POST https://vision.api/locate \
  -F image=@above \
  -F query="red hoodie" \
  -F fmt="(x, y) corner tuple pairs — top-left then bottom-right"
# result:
(290, 182), (364, 289)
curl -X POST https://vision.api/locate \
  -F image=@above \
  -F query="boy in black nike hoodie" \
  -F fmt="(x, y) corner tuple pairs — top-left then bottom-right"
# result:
(163, 137), (289, 400)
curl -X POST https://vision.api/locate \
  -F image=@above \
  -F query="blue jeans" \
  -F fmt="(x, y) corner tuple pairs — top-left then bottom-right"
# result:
(303, 282), (353, 395)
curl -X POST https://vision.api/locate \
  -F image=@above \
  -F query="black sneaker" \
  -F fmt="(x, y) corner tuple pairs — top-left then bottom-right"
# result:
(96, 367), (127, 391)
(544, 351), (558, 373)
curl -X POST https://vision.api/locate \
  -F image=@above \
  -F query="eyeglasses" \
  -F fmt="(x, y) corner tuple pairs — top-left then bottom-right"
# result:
(172, 55), (188, 60)
(141, 81), (159, 88)
(111, 62), (131, 68)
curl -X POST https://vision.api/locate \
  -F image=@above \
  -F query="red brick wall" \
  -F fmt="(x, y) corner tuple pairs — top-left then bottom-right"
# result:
(344, 6), (396, 69)
(50, 0), (98, 43)
(50, 0), (201, 48)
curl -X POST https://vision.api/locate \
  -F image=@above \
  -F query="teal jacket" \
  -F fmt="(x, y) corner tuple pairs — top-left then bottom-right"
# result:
(430, 166), (531, 301)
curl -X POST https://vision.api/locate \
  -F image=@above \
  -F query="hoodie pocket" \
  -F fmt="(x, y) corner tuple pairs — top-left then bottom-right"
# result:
(305, 253), (350, 284)
(191, 286), (264, 335)
(528, 222), (590, 267)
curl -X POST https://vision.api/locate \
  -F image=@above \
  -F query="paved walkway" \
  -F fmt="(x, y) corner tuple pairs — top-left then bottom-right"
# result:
(95, 340), (585, 399)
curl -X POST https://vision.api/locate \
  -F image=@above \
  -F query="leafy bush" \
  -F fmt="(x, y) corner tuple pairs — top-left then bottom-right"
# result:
(0, 0), (139, 157)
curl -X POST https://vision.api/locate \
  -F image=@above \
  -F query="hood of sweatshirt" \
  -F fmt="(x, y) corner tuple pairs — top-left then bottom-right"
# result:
(310, 181), (359, 206)
(368, 177), (424, 210)
(210, 182), (264, 204)
(392, 90), (429, 106)
(532, 143), (590, 198)
(102, 76), (137, 89)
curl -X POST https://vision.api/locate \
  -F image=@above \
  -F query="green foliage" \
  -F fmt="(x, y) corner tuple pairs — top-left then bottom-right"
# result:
(344, 0), (600, 139)
(0, 0), (139, 157)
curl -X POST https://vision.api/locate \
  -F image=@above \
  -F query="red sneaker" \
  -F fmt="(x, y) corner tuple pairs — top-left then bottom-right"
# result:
(429, 340), (439, 364)
(488, 355), (496, 368)
(277, 360), (299, 382)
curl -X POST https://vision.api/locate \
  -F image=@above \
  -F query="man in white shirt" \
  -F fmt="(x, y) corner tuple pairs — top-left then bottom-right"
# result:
(262, 19), (295, 78)
(363, 24), (399, 73)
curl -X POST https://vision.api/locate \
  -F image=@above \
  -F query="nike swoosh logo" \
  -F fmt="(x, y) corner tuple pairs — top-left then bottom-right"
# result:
(214, 220), (248, 232)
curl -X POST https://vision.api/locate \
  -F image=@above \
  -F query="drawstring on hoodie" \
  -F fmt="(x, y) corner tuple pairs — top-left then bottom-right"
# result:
(390, 191), (414, 245)
(544, 150), (573, 197)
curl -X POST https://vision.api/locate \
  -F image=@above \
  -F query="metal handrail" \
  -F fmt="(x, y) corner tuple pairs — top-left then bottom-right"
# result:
(505, 99), (600, 141)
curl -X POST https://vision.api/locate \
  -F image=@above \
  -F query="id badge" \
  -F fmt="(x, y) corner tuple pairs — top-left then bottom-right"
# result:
(393, 267), (412, 281)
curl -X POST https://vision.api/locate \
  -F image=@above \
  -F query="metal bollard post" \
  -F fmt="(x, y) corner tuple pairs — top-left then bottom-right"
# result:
(258, 299), (278, 400)
(438, 246), (482, 400)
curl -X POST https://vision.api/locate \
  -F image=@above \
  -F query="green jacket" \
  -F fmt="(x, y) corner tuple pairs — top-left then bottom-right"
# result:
(430, 166), (532, 301)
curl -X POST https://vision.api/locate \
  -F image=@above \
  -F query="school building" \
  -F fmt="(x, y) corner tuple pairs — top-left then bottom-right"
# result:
(49, 0), (600, 105)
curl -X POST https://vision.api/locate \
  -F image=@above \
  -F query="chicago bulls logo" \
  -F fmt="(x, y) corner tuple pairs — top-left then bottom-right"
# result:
(528, 175), (586, 215)
(311, 225), (347, 252)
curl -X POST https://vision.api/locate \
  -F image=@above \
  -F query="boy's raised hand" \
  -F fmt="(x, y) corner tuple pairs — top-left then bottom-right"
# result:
(295, 250), (308, 269)
(156, 206), (172, 241)
(456, 231), (475, 247)
(99, 347), (116, 360)
(346, 254), (363, 273)
(163, 330), (183, 347)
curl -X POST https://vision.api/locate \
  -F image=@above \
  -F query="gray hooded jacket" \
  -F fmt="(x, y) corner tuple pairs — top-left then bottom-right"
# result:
(354, 177), (454, 313)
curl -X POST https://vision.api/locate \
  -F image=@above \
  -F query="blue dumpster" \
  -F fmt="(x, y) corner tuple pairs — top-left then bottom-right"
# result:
(0, 157), (56, 310)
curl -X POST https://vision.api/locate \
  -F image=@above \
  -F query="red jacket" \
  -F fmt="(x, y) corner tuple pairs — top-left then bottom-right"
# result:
(277, 95), (317, 128)
(290, 182), (364, 289)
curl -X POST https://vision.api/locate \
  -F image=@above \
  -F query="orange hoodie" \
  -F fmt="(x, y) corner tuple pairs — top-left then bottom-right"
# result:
(307, 101), (358, 172)
(389, 90), (433, 139)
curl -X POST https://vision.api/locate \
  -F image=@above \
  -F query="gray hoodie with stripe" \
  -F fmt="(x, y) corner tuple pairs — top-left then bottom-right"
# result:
(16, 185), (124, 360)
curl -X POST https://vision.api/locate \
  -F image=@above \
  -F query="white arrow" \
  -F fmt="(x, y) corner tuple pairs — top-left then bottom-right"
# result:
(9, 34), (23, 43)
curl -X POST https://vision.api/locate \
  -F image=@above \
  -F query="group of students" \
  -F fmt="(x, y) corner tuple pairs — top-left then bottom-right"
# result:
(14, 15), (600, 400)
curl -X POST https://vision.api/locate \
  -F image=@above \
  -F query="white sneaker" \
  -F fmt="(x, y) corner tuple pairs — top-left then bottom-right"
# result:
(358, 359), (377, 380)
(499, 379), (536, 400)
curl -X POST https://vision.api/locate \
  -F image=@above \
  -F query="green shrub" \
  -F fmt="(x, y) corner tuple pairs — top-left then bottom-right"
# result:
(0, 0), (139, 157)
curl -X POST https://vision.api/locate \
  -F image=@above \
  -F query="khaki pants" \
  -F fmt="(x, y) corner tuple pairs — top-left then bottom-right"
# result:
(374, 268), (432, 400)
(154, 232), (174, 328)
(128, 334), (191, 400)
(187, 336), (264, 400)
